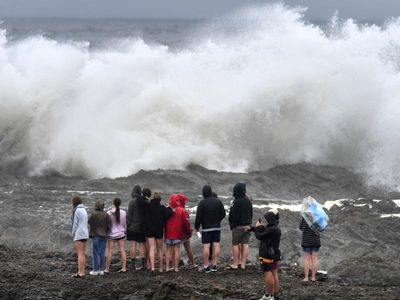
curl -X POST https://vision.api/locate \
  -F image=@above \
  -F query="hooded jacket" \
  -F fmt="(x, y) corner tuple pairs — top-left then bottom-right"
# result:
(255, 211), (281, 261)
(127, 185), (146, 233)
(194, 185), (226, 231)
(228, 183), (253, 229)
(144, 196), (173, 238)
(88, 203), (111, 238)
(176, 193), (193, 238)
(165, 194), (190, 240)
(71, 204), (89, 241)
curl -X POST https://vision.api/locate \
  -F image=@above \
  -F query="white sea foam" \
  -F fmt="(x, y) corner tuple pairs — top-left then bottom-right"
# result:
(66, 190), (117, 195)
(392, 199), (400, 207)
(2, 4), (400, 187)
(380, 214), (400, 218)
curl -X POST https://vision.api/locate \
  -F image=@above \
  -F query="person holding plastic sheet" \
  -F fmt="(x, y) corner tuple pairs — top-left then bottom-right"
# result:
(299, 196), (327, 282)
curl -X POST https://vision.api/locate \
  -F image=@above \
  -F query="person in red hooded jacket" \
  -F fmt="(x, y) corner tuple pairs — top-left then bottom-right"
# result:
(176, 193), (197, 268)
(165, 194), (191, 272)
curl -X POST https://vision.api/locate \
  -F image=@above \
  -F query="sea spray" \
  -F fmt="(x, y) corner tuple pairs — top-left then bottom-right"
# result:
(1, 4), (400, 189)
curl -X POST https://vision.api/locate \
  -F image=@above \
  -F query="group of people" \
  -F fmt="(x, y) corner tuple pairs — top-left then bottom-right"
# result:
(71, 183), (322, 300)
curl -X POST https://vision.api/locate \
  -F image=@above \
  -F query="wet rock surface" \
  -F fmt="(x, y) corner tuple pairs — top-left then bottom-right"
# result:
(0, 163), (400, 299)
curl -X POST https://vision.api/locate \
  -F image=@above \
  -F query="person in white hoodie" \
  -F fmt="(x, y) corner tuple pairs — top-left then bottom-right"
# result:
(71, 196), (89, 278)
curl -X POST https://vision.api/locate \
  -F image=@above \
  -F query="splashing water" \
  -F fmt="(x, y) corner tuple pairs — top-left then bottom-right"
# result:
(1, 4), (400, 188)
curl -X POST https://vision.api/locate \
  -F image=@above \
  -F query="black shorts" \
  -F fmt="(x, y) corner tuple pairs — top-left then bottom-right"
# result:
(110, 236), (125, 241)
(146, 230), (163, 239)
(262, 262), (274, 272)
(201, 230), (221, 244)
(127, 231), (146, 242)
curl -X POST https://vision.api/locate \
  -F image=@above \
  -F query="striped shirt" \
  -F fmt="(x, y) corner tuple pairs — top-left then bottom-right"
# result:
(299, 218), (321, 247)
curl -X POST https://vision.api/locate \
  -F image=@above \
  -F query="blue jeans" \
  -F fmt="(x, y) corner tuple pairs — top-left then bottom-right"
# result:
(92, 236), (107, 271)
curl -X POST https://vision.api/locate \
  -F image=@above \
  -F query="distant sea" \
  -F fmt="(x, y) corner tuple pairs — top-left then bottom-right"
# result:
(1, 18), (204, 49)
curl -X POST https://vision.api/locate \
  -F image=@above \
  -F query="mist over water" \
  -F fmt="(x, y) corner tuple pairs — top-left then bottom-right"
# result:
(1, 4), (400, 187)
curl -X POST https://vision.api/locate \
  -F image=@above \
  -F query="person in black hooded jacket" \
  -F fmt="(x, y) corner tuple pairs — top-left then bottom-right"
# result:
(144, 192), (173, 272)
(127, 185), (148, 270)
(195, 185), (226, 273)
(227, 183), (253, 270)
(255, 211), (281, 300)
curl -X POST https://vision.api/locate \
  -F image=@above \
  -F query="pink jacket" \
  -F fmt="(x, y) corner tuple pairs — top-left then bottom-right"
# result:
(107, 207), (127, 239)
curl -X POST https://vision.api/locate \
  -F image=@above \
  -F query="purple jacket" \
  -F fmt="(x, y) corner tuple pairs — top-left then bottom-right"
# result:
(107, 207), (127, 239)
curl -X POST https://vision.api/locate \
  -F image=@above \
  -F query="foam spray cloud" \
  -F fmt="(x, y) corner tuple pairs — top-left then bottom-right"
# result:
(1, 4), (400, 188)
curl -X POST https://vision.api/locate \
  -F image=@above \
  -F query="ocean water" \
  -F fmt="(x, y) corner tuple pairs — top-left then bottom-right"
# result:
(1, 4), (400, 188)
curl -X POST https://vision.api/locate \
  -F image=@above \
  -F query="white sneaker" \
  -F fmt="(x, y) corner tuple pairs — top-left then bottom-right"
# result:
(89, 271), (99, 276)
(98, 271), (104, 276)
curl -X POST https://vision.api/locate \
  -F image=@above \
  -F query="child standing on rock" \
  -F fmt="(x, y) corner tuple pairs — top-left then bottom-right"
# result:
(255, 211), (281, 300)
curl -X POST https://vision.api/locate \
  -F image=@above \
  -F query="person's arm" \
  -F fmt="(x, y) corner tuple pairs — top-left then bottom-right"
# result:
(72, 209), (80, 236)
(88, 214), (93, 228)
(219, 201), (226, 221)
(299, 218), (306, 231)
(163, 206), (173, 221)
(182, 210), (192, 236)
(228, 203), (234, 229)
(123, 211), (127, 233)
(127, 201), (133, 226)
(194, 202), (202, 231)
(255, 225), (273, 241)
(106, 213), (112, 234)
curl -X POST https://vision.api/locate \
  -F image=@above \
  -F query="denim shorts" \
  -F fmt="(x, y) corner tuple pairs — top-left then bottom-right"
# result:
(303, 247), (320, 253)
(165, 239), (181, 245)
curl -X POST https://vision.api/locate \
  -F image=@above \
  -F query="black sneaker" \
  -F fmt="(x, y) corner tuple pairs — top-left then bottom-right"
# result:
(199, 266), (212, 273)
(211, 265), (217, 272)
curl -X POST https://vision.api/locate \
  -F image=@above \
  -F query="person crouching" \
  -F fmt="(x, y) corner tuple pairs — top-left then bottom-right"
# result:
(255, 211), (281, 300)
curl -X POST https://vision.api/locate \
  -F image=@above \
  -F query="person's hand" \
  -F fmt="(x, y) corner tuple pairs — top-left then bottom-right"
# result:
(244, 225), (251, 232)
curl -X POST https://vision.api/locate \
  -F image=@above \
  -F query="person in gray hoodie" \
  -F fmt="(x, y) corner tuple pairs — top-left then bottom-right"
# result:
(71, 196), (89, 278)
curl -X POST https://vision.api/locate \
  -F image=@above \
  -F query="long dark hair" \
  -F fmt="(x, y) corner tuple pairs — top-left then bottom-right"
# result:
(71, 196), (82, 208)
(113, 198), (121, 224)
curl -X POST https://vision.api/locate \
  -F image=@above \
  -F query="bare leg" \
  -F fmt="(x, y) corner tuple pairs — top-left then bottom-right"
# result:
(117, 239), (127, 271)
(272, 268), (280, 294)
(105, 239), (115, 273)
(264, 271), (275, 295)
(140, 241), (148, 269)
(212, 242), (220, 266)
(75, 240), (86, 276)
(202, 243), (210, 267)
(231, 245), (239, 268)
(240, 243), (249, 269)
(173, 244), (181, 271)
(156, 238), (164, 272)
(183, 240), (196, 266)
(303, 252), (311, 281)
(129, 240), (137, 259)
(311, 252), (319, 281)
(165, 244), (172, 271)
(147, 237), (156, 271)
(238, 244), (242, 266)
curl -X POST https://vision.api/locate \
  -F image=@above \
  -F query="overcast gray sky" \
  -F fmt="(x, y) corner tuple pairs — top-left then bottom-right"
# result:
(1, 0), (400, 20)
